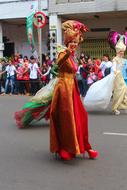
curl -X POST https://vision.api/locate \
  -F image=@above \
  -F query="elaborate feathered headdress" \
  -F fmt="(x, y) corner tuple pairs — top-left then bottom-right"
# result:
(62, 20), (88, 45)
(108, 31), (127, 53)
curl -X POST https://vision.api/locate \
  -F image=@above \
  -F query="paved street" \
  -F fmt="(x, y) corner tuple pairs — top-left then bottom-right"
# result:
(0, 95), (127, 190)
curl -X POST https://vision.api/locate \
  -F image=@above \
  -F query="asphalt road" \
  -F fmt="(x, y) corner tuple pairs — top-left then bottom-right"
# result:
(0, 95), (127, 190)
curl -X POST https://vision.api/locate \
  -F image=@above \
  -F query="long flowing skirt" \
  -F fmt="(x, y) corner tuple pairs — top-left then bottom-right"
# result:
(50, 78), (91, 155)
(112, 72), (127, 111)
(83, 73), (115, 111)
(14, 78), (58, 128)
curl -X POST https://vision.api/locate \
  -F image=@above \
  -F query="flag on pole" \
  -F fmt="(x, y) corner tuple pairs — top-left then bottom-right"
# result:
(26, 13), (35, 52)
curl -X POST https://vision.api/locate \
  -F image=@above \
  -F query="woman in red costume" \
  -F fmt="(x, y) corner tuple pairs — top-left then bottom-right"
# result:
(50, 20), (98, 160)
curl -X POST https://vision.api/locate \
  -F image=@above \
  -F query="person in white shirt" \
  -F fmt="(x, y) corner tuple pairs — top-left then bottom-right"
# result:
(0, 59), (18, 95)
(29, 56), (42, 95)
(100, 54), (113, 77)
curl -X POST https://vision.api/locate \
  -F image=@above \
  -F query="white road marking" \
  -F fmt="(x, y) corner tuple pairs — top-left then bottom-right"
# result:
(103, 132), (127, 136)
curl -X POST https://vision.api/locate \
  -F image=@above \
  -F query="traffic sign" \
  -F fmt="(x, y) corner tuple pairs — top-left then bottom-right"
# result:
(33, 11), (46, 29)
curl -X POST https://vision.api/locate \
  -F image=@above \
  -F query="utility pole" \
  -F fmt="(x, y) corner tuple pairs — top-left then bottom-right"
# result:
(38, 0), (42, 67)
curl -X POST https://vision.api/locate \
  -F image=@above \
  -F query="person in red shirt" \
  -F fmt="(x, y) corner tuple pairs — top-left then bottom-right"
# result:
(13, 54), (20, 68)
(22, 56), (30, 95)
(93, 58), (103, 80)
(79, 56), (90, 96)
(16, 64), (25, 95)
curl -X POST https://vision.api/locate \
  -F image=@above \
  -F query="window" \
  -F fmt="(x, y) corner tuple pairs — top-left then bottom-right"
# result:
(80, 39), (115, 58)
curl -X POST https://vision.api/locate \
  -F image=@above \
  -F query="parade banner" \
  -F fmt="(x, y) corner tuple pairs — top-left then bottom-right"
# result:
(26, 13), (35, 52)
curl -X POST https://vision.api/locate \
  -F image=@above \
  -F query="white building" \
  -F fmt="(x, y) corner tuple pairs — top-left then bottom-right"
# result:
(0, 0), (48, 58)
(49, 0), (127, 58)
(1, 1), (127, 59)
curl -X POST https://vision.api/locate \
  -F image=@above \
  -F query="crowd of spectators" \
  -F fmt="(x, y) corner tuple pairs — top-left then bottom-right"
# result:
(0, 52), (127, 98)
(76, 53), (127, 97)
(0, 53), (54, 96)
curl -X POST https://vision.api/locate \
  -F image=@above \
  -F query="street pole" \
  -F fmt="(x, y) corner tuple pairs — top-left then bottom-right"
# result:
(38, 0), (42, 67)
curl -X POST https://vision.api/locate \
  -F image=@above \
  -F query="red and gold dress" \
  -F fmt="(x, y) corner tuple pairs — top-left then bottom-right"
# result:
(14, 49), (97, 159)
(50, 50), (92, 157)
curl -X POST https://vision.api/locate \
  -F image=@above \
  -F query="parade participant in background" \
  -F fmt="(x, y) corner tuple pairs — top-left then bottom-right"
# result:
(50, 20), (98, 160)
(84, 31), (127, 115)
(122, 58), (127, 85)
(110, 32), (127, 115)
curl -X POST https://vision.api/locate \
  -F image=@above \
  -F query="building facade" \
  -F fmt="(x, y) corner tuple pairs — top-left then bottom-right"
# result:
(49, 0), (127, 58)
(1, 0), (127, 59)
(0, 0), (48, 58)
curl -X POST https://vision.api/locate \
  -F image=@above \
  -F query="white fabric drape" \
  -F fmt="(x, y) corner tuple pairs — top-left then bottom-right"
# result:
(83, 73), (115, 111)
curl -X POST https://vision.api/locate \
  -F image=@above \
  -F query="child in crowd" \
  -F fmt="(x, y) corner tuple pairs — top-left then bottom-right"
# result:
(87, 67), (97, 87)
